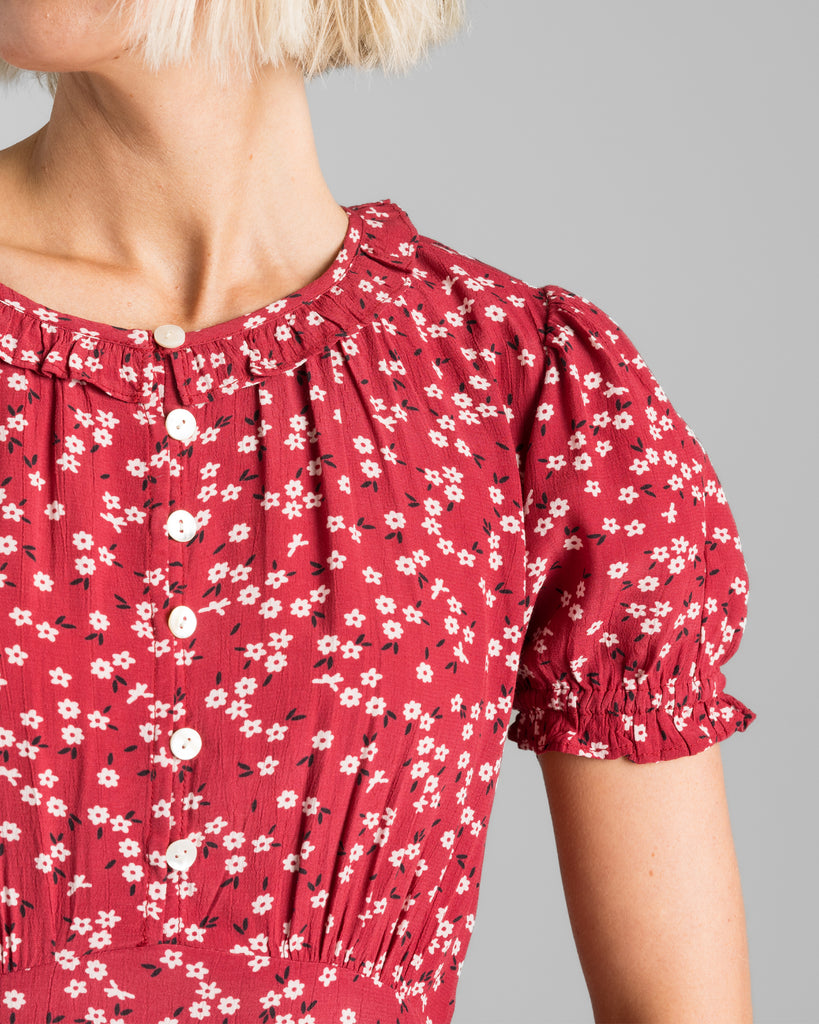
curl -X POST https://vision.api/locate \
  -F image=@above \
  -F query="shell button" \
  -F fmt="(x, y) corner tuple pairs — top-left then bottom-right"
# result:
(165, 838), (196, 872)
(168, 605), (197, 639)
(165, 408), (197, 443)
(169, 727), (202, 760)
(167, 509), (198, 543)
(154, 324), (186, 349)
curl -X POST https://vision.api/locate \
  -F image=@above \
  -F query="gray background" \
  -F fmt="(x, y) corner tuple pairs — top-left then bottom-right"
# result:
(1, 2), (815, 1021)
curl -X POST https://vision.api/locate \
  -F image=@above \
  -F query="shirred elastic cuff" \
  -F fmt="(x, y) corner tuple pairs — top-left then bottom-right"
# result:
(507, 681), (756, 764)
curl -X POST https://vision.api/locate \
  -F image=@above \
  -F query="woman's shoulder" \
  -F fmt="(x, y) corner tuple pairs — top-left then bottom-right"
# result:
(359, 200), (654, 420)
(367, 200), (583, 398)
(371, 199), (625, 364)
(379, 201), (638, 387)
(395, 203), (545, 304)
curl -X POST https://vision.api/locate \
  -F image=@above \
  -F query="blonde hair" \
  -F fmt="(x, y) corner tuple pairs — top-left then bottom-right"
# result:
(0, 0), (467, 96)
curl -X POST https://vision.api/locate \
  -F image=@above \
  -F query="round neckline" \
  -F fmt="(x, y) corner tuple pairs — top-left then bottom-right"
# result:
(0, 197), (420, 405)
(0, 201), (366, 351)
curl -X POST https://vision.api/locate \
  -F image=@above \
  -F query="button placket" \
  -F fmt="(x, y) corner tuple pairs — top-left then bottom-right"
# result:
(155, 323), (204, 881)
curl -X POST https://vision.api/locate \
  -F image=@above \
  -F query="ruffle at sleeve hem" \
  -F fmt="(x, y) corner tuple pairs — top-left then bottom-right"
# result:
(507, 677), (756, 764)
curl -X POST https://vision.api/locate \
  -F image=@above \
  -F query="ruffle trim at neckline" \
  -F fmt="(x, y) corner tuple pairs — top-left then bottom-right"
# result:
(0, 198), (418, 406)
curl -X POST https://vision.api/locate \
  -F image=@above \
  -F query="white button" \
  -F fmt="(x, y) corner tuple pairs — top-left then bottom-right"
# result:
(154, 324), (186, 349)
(166, 408), (197, 443)
(168, 605), (197, 639)
(165, 838), (197, 871)
(167, 509), (198, 543)
(169, 727), (202, 760)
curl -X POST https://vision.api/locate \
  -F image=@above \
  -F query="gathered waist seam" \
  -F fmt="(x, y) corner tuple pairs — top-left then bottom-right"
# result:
(3, 941), (405, 998)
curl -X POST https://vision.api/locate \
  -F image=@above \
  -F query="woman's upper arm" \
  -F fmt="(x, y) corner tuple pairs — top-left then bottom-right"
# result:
(501, 284), (757, 1016)
(537, 743), (753, 1023)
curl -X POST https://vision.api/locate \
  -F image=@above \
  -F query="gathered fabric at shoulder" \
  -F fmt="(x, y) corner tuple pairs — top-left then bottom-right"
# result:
(507, 285), (756, 763)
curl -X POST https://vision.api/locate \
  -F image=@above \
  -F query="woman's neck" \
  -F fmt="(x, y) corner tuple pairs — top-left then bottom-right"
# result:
(0, 55), (348, 332)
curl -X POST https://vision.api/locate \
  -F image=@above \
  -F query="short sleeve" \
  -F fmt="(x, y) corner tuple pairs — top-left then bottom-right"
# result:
(506, 285), (756, 763)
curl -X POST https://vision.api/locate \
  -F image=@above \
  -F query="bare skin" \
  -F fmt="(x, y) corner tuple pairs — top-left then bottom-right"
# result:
(539, 743), (754, 1023)
(0, 0), (349, 332)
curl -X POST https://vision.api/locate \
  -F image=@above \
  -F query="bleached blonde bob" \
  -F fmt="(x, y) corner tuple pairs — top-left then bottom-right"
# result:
(0, 0), (467, 96)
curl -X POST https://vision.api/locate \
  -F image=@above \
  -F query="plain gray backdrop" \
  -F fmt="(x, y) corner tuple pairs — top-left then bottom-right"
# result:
(1, 2), (815, 1021)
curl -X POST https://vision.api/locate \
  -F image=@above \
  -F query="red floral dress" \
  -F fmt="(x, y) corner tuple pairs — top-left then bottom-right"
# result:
(0, 198), (755, 1023)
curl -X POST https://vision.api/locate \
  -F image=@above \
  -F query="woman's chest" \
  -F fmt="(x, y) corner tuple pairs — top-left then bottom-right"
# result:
(0, 348), (527, 742)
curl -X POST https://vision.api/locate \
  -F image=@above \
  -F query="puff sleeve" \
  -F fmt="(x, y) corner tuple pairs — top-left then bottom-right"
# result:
(506, 285), (756, 763)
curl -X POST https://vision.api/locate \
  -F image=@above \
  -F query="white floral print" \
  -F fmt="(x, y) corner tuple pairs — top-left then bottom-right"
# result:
(0, 198), (754, 1022)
